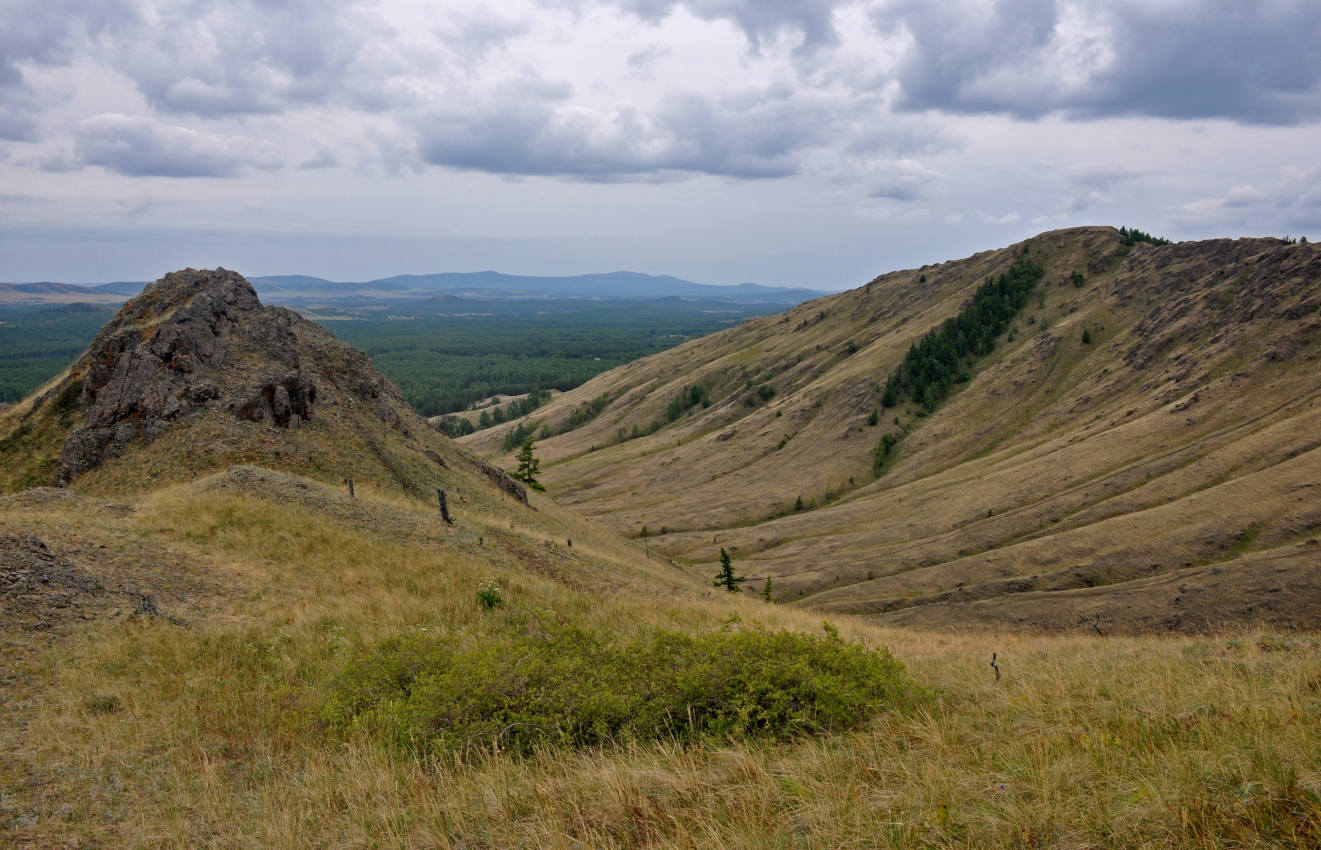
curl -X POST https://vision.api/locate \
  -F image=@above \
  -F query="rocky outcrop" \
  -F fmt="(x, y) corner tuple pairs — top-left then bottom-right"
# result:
(7, 265), (536, 513)
(0, 534), (101, 627)
(233, 372), (317, 428)
(474, 458), (529, 505)
(48, 268), (331, 484)
(53, 269), (276, 483)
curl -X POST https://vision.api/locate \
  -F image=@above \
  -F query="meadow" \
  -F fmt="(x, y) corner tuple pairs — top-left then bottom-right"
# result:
(4, 478), (1318, 848)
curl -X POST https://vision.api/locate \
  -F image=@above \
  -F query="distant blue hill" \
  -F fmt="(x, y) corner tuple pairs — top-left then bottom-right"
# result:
(95, 281), (152, 296)
(251, 271), (826, 304)
(6, 271), (829, 307)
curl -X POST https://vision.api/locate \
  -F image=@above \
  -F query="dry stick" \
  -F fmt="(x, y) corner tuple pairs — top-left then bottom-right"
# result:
(991, 652), (1001, 683)
(345, 477), (355, 499)
(1080, 613), (1105, 636)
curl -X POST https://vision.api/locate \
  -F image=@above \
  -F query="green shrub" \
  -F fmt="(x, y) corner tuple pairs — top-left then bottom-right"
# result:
(665, 384), (711, 422)
(324, 621), (918, 757)
(475, 580), (505, 609)
(873, 432), (899, 475)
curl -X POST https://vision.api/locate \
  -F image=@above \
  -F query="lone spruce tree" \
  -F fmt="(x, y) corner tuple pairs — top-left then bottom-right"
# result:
(512, 438), (545, 491)
(713, 548), (746, 592)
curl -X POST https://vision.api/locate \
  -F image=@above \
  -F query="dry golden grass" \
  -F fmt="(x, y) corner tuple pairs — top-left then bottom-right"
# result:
(5, 232), (1321, 847)
(458, 229), (1321, 634)
(3, 471), (1320, 848)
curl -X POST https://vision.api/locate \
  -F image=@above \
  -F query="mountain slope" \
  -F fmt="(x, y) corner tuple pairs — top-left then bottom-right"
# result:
(461, 226), (1321, 634)
(4, 262), (1321, 848)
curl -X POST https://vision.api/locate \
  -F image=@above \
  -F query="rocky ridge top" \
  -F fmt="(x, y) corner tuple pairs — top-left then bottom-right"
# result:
(36, 268), (418, 487)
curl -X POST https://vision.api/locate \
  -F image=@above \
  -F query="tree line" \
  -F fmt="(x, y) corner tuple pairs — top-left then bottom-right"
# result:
(1119, 226), (1172, 247)
(873, 255), (1044, 475)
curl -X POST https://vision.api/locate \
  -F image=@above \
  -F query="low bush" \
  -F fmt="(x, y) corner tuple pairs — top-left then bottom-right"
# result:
(324, 620), (917, 757)
(475, 580), (505, 609)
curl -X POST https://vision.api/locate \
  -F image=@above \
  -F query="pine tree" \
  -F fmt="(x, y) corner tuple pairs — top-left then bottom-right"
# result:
(713, 548), (746, 592)
(512, 439), (545, 491)
(761, 576), (774, 602)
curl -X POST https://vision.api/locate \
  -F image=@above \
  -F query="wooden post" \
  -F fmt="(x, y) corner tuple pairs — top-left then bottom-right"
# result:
(437, 488), (453, 524)
(346, 477), (355, 499)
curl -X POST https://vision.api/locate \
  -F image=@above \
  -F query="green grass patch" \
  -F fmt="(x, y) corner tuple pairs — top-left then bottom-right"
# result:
(324, 619), (918, 757)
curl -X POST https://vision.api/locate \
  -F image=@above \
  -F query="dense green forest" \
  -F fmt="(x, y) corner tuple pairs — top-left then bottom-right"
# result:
(1, 298), (773, 415)
(874, 255), (1044, 473)
(329, 299), (766, 415)
(0, 305), (116, 403)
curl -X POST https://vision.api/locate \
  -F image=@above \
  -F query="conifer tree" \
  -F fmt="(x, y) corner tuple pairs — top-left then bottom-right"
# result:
(713, 548), (746, 592)
(512, 439), (545, 491)
(761, 576), (774, 602)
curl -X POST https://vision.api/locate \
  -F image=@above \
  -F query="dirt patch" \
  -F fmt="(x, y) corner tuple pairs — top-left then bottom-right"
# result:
(0, 487), (87, 510)
(0, 534), (103, 630)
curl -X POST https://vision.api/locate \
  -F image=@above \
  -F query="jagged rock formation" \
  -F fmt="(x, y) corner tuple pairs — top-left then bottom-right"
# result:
(1, 267), (527, 507)
(53, 268), (309, 482)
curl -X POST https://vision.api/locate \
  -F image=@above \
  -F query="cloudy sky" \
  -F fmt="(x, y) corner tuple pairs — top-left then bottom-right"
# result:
(2, 0), (1318, 288)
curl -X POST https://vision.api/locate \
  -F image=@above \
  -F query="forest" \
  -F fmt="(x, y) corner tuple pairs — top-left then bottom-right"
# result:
(874, 255), (1044, 474)
(0, 304), (117, 403)
(0, 298), (777, 415)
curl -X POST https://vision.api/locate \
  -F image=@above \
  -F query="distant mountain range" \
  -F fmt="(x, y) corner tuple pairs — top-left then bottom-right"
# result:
(1, 271), (828, 307)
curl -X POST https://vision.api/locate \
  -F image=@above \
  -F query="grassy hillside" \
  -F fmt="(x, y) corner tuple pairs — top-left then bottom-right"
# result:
(3, 258), (1320, 847)
(461, 227), (1321, 634)
(3, 476), (1320, 847)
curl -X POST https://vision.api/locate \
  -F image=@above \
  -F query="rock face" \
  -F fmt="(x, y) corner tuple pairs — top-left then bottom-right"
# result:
(52, 268), (313, 483)
(1, 265), (535, 513)
(42, 267), (393, 485)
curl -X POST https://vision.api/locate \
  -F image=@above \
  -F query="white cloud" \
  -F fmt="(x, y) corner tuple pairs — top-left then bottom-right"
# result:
(1, 0), (1320, 283)
(61, 113), (282, 177)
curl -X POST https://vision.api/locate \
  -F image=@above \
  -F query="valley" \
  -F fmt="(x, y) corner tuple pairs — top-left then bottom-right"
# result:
(1, 235), (1319, 847)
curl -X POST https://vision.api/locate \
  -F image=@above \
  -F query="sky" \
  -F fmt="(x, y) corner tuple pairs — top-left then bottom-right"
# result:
(1, 0), (1319, 289)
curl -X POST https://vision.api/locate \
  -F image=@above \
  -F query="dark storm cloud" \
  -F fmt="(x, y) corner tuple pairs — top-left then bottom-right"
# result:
(1080, 3), (1321, 124)
(58, 113), (281, 177)
(878, 0), (1321, 125)
(418, 84), (835, 179)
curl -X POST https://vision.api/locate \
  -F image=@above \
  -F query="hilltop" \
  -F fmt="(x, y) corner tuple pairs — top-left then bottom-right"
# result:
(463, 226), (1321, 635)
(0, 268), (521, 504)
